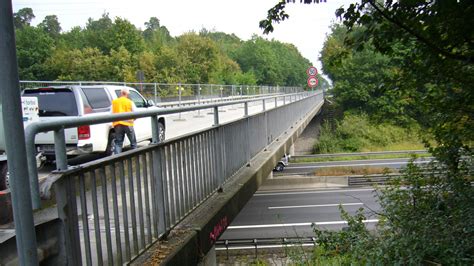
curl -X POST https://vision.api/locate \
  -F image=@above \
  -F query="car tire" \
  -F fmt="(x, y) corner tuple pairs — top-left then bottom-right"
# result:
(0, 162), (8, 191)
(105, 131), (116, 156)
(274, 162), (284, 172)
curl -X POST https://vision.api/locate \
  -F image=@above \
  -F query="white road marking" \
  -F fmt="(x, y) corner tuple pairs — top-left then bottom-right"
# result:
(268, 202), (363, 210)
(287, 160), (431, 169)
(227, 219), (379, 230)
(255, 188), (374, 197)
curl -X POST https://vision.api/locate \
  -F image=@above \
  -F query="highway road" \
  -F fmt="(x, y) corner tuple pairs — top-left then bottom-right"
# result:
(278, 157), (433, 175)
(219, 187), (380, 240)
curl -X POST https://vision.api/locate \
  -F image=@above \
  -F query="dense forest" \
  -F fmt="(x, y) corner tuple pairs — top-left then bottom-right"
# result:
(13, 7), (326, 89)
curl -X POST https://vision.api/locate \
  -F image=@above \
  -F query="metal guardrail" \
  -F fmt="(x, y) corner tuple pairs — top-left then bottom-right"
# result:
(292, 150), (428, 159)
(19, 81), (304, 104)
(348, 174), (402, 186)
(31, 91), (323, 265)
(156, 93), (281, 108)
(216, 237), (317, 252)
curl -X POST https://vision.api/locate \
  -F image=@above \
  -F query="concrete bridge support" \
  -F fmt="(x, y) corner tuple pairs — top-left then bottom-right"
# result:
(289, 144), (295, 156)
(198, 246), (216, 266)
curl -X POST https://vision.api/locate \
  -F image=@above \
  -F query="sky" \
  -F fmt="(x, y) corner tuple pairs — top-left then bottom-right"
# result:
(12, 0), (355, 75)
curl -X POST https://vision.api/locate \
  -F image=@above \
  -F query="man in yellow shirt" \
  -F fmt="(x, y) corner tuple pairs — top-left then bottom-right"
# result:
(111, 87), (137, 154)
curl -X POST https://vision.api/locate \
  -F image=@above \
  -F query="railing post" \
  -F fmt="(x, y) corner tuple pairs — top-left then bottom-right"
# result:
(274, 96), (278, 108)
(219, 127), (226, 188)
(151, 115), (159, 144)
(154, 83), (158, 104)
(246, 116), (251, 166)
(212, 107), (225, 189)
(244, 102), (249, 117)
(283, 95), (286, 105)
(55, 177), (82, 265)
(153, 146), (168, 234)
(213, 106), (219, 126)
(54, 127), (68, 171)
(262, 99), (266, 111)
(0, 2), (38, 262)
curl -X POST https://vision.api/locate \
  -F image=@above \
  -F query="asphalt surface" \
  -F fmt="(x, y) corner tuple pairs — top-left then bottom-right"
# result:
(219, 187), (380, 240)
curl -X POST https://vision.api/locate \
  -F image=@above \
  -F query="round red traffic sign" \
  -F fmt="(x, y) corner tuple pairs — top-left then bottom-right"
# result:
(306, 66), (318, 77)
(307, 76), (318, 87)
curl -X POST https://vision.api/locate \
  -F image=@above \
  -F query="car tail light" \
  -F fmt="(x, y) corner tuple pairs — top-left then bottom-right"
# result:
(78, 125), (90, 140)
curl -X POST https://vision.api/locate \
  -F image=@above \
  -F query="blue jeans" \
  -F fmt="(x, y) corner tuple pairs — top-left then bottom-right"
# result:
(114, 125), (137, 154)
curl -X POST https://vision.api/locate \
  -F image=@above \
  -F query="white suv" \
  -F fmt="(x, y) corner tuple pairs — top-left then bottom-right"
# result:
(22, 85), (165, 159)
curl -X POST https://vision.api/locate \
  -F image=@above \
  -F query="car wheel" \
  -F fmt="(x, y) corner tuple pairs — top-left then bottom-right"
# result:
(274, 162), (284, 172)
(105, 131), (116, 156)
(158, 122), (165, 143)
(0, 162), (8, 190)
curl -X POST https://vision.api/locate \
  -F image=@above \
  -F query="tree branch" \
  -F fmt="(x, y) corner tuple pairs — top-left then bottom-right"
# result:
(367, 0), (472, 63)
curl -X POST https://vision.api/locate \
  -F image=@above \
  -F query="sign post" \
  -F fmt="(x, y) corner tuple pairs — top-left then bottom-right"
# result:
(307, 76), (319, 88)
(306, 66), (319, 91)
(306, 66), (318, 77)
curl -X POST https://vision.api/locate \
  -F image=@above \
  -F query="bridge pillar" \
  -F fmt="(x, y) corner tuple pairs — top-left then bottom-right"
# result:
(198, 245), (216, 266)
(267, 170), (274, 180)
(289, 143), (295, 156)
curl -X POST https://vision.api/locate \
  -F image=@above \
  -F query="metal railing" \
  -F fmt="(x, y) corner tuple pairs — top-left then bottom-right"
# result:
(30, 91), (323, 265)
(292, 150), (429, 159)
(19, 81), (303, 104)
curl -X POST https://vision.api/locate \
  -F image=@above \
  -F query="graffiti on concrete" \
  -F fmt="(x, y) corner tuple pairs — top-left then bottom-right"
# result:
(209, 216), (228, 244)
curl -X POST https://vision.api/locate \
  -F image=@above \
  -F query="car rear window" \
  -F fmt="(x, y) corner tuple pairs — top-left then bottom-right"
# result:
(81, 87), (111, 109)
(23, 88), (78, 116)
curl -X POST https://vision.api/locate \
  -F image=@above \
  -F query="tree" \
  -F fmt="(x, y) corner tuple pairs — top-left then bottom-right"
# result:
(109, 18), (144, 55)
(143, 17), (173, 50)
(260, 1), (474, 263)
(153, 45), (186, 84)
(15, 26), (54, 80)
(38, 15), (61, 38)
(83, 13), (114, 54)
(60, 26), (87, 50)
(233, 36), (310, 86)
(334, 0), (474, 169)
(13, 7), (35, 29)
(45, 47), (111, 81)
(320, 24), (409, 123)
(261, 0), (473, 167)
(109, 46), (136, 81)
(12, 8), (313, 88)
(234, 37), (281, 85)
(199, 29), (242, 56)
(175, 33), (221, 84)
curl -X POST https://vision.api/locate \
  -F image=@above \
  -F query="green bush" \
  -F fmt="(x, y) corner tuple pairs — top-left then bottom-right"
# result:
(310, 159), (474, 265)
(314, 113), (423, 153)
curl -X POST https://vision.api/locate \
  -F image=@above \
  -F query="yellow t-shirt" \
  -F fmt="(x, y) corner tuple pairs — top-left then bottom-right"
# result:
(112, 96), (134, 127)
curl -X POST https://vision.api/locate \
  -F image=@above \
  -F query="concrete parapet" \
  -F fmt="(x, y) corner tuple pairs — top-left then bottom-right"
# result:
(259, 175), (348, 191)
(0, 218), (62, 265)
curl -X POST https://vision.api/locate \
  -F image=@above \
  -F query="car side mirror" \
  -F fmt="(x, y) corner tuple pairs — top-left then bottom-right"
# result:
(147, 100), (155, 107)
